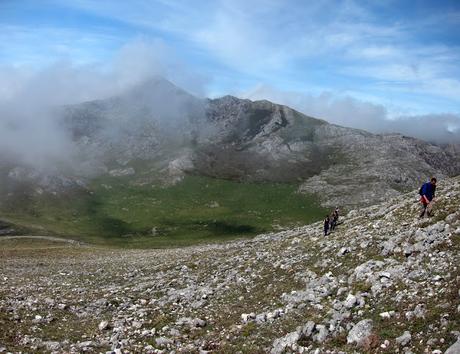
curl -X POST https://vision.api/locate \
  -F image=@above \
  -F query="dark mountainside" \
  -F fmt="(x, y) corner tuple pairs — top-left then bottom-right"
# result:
(0, 77), (459, 236)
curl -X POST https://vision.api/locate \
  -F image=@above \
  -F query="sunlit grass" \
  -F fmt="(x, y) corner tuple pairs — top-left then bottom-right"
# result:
(1, 174), (326, 248)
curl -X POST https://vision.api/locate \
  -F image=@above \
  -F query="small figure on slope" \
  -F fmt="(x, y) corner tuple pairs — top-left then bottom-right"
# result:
(324, 215), (330, 236)
(419, 177), (437, 218)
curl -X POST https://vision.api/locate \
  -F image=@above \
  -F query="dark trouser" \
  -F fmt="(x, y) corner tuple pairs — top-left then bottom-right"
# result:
(324, 226), (329, 236)
(420, 202), (428, 217)
(420, 200), (434, 218)
(420, 201), (434, 218)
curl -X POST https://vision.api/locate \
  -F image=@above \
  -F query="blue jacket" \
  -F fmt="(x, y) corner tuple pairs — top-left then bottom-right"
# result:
(421, 182), (436, 201)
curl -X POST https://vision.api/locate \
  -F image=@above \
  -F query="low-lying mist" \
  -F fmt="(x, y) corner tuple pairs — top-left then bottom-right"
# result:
(0, 40), (207, 173)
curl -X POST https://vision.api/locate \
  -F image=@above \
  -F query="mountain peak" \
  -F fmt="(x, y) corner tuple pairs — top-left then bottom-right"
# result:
(119, 76), (198, 102)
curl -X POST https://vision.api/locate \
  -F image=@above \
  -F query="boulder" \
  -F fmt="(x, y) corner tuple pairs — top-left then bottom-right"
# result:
(271, 331), (300, 354)
(98, 320), (109, 331)
(347, 319), (373, 346)
(344, 294), (357, 309)
(396, 331), (411, 346)
(445, 337), (460, 354)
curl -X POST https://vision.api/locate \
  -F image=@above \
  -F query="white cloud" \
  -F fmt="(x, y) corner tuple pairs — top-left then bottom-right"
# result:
(55, 1), (460, 106)
(241, 84), (460, 144)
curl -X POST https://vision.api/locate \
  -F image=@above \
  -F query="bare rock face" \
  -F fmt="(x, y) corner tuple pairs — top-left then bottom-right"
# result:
(298, 127), (459, 207)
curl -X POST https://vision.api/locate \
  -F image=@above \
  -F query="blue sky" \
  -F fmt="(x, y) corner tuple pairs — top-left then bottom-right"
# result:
(1, 0), (460, 139)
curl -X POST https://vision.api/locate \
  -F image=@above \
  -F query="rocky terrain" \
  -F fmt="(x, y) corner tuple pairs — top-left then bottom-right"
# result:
(201, 97), (460, 207)
(1, 175), (459, 353)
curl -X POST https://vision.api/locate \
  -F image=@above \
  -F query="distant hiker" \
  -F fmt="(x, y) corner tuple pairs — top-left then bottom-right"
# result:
(332, 207), (339, 228)
(329, 212), (337, 231)
(324, 215), (330, 236)
(419, 177), (437, 218)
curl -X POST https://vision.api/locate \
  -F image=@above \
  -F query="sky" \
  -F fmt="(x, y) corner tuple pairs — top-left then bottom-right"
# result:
(0, 0), (460, 143)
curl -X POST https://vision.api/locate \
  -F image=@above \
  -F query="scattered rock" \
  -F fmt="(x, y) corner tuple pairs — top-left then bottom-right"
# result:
(43, 341), (61, 351)
(155, 337), (173, 347)
(298, 321), (315, 337)
(347, 319), (373, 347)
(78, 341), (95, 349)
(313, 324), (329, 343)
(396, 331), (411, 346)
(344, 294), (357, 308)
(379, 311), (394, 319)
(271, 331), (299, 354)
(338, 247), (351, 256)
(2, 176), (460, 353)
(414, 303), (426, 318)
(98, 320), (109, 331)
(193, 318), (206, 327)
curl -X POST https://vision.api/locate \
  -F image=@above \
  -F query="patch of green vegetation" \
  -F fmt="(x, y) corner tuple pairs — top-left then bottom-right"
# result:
(353, 280), (372, 293)
(1, 174), (326, 248)
(241, 322), (257, 337)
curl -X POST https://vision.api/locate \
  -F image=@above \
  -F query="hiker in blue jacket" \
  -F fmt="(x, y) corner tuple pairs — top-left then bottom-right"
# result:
(419, 177), (437, 218)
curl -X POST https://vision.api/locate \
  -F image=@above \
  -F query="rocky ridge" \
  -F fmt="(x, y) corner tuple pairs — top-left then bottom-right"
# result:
(1, 175), (459, 353)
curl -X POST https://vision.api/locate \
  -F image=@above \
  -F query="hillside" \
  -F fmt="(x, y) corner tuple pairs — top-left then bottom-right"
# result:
(198, 97), (460, 207)
(2, 77), (460, 210)
(1, 175), (459, 353)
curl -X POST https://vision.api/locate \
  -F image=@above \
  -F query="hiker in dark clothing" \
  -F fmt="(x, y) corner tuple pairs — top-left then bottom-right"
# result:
(419, 177), (437, 218)
(329, 212), (336, 231)
(324, 215), (330, 236)
(332, 207), (339, 228)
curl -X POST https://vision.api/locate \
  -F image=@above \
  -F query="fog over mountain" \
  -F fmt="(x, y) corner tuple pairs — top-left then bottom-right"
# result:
(0, 40), (207, 170)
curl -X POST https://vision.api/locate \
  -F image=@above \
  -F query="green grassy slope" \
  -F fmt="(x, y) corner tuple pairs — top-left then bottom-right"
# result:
(0, 175), (326, 248)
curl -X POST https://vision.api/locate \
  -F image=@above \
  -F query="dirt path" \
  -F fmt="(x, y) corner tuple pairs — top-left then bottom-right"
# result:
(0, 235), (84, 245)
